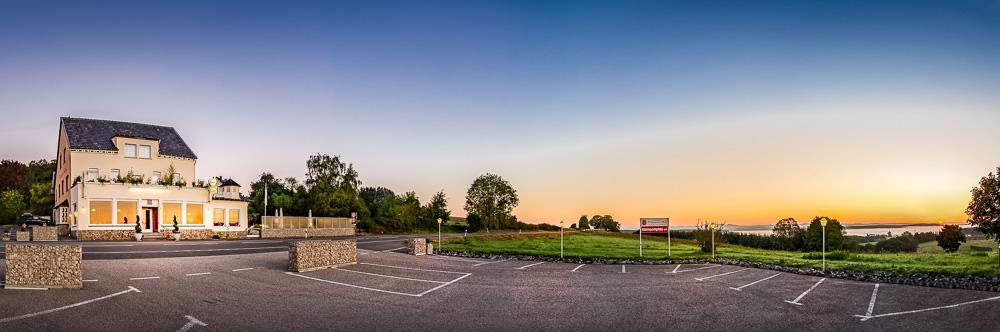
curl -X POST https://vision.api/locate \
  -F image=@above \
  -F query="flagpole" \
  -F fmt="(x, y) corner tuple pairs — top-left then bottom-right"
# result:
(263, 183), (268, 229)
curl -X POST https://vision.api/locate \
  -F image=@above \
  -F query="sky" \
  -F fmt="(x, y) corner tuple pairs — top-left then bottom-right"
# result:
(1, 0), (999, 227)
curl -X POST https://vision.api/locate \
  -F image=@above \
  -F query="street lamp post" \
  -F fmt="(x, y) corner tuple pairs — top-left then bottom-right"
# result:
(437, 218), (442, 251)
(559, 220), (564, 259)
(820, 217), (828, 272)
(710, 223), (716, 259)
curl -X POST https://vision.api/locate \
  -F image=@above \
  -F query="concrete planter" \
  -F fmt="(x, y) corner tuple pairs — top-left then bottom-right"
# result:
(134, 233), (142, 241)
(16, 230), (30, 242)
(173, 232), (181, 241)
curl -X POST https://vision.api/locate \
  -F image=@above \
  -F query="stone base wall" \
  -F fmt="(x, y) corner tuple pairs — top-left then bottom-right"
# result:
(75, 230), (137, 241)
(214, 230), (247, 239)
(404, 238), (428, 256)
(306, 228), (355, 238)
(31, 226), (59, 241)
(159, 229), (215, 240)
(5, 243), (83, 289)
(288, 240), (357, 272)
(262, 228), (308, 238)
(15, 230), (30, 241)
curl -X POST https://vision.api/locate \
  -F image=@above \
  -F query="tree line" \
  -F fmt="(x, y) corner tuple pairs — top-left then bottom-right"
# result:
(0, 159), (56, 224)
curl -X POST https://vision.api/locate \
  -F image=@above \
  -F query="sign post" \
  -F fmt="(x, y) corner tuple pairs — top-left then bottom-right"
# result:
(640, 218), (670, 258)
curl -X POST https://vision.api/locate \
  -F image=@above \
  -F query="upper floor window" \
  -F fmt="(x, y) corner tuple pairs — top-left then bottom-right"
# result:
(138, 145), (152, 159)
(123, 144), (137, 158)
(151, 171), (162, 184)
(172, 172), (181, 184)
(110, 169), (120, 182)
(86, 168), (98, 182)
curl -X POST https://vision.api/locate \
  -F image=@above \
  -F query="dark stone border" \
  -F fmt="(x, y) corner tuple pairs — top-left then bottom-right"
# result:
(437, 250), (1000, 293)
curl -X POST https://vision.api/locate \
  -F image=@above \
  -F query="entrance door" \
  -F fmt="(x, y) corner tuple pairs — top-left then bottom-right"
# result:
(143, 208), (159, 232)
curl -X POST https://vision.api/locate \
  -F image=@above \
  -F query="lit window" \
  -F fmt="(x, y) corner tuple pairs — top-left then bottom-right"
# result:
(116, 200), (137, 225)
(89, 201), (112, 225)
(186, 203), (204, 224)
(151, 172), (162, 184)
(228, 209), (240, 226)
(163, 202), (182, 225)
(86, 168), (98, 182)
(138, 145), (151, 159)
(213, 208), (225, 226)
(110, 169), (120, 182)
(123, 144), (136, 158)
(172, 173), (181, 185)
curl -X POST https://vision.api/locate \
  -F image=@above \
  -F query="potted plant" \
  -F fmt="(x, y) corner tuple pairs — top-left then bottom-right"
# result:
(172, 216), (181, 241)
(134, 217), (143, 241)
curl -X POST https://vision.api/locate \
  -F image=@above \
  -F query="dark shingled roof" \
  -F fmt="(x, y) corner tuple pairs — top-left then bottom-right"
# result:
(61, 117), (197, 159)
(216, 177), (241, 187)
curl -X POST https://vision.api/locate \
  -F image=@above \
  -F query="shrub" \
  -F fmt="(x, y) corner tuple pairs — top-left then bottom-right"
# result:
(936, 225), (966, 253)
(692, 229), (715, 253)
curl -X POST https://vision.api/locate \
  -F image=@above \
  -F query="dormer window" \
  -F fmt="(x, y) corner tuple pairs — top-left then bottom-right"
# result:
(138, 145), (152, 159)
(123, 144), (136, 158)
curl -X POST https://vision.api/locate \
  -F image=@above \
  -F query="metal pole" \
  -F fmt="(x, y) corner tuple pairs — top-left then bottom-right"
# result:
(822, 225), (826, 272)
(639, 225), (643, 257)
(560, 222), (564, 259)
(438, 223), (441, 248)
(711, 226), (715, 259)
(667, 223), (671, 257)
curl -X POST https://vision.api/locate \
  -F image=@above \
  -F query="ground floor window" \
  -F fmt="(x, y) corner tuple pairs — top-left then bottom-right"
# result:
(186, 203), (204, 225)
(90, 200), (112, 224)
(213, 208), (225, 226)
(228, 209), (240, 226)
(117, 200), (138, 225)
(163, 202), (182, 225)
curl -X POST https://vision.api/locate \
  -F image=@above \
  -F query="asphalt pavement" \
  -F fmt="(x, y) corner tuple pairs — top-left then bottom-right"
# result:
(0, 237), (998, 331)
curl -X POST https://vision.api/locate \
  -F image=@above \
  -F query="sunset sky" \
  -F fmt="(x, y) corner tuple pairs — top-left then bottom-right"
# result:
(2, 0), (999, 227)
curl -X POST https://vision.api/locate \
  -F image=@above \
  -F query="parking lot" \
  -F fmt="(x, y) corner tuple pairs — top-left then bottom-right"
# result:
(0, 238), (998, 331)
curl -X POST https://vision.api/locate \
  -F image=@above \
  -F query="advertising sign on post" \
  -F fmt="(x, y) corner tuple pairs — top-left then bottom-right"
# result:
(640, 218), (670, 233)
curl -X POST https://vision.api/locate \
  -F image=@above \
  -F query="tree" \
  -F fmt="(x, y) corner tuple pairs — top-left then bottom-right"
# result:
(772, 217), (804, 250)
(0, 160), (29, 194)
(936, 225), (967, 253)
(29, 182), (53, 216)
(804, 216), (846, 251)
(0, 190), (26, 224)
(425, 191), (451, 225)
(967, 167), (1000, 251)
(589, 215), (620, 232)
(466, 213), (483, 232)
(303, 154), (364, 218)
(464, 173), (519, 231)
(577, 215), (589, 230)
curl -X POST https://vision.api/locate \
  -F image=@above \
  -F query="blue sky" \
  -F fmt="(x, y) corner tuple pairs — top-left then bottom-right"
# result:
(2, 0), (999, 225)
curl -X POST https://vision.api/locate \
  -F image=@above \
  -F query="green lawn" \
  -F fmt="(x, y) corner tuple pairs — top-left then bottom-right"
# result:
(439, 232), (1000, 277)
(917, 239), (997, 253)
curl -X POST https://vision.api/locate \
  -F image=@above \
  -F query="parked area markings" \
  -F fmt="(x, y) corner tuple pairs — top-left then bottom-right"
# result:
(185, 272), (211, 277)
(129, 276), (160, 280)
(176, 315), (208, 332)
(231, 268), (254, 272)
(286, 263), (471, 297)
(516, 262), (545, 270)
(695, 268), (749, 281)
(0, 286), (140, 323)
(730, 273), (781, 291)
(571, 264), (586, 272)
(785, 278), (826, 306)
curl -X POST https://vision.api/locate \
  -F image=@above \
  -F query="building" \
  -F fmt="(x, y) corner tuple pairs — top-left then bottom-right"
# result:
(53, 117), (248, 240)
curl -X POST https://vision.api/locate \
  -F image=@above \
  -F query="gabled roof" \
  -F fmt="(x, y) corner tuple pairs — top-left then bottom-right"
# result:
(216, 177), (240, 187)
(61, 117), (197, 159)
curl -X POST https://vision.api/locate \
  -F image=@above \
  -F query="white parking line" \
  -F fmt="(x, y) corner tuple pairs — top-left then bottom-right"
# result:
(416, 273), (472, 297)
(83, 279), (99, 282)
(516, 262), (545, 270)
(129, 276), (160, 280)
(381, 247), (406, 252)
(359, 262), (469, 275)
(185, 272), (211, 277)
(231, 268), (254, 272)
(0, 286), (140, 323)
(694, 268), (749, 281)
(177, 315), (208, 332)
(730, 273), (781, 291)
(621, 265), (627, 273)
(571, 264), (586, 272)
(672, 264), (721, 274)
(671, 264), (681, 273)
(785, 278), (826, 306)
(333, 267), (448, 284)
(857, 284), (880, 320)
(472, 259), (509, 267)
(422, 255), (487, 263)
(855, 294), (1000, 321)
(4, 287), (47, 290)
(286, 272), (421, 297)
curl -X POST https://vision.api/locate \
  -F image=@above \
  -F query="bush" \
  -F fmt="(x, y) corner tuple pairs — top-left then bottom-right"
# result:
(692, 229), (715, 253)
(936, 225), (967, 253)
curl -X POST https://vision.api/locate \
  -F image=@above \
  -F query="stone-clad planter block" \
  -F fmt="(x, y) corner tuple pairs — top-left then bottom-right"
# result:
(214, 230), (247, 239)
(74, 230), (135, 241)
(15, 230), (30, 242)
(6, 243), (83, 289)
(306, 228), (355, 238)
(31, 226), (59, 241)
(288, 240), (357, 272)
(404, 238), (428, 256)
(261, 228), (308, 239)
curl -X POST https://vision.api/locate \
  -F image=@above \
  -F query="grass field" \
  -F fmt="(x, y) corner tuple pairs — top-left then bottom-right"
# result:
(439, 232), (1000, 277)
(916, 239), (998, 253)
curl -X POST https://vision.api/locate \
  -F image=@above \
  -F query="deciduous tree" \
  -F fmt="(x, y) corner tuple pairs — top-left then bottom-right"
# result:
(464, 174), (519, 230)
(966, 167), (1000, 252)
(936, 224), (966, 253)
